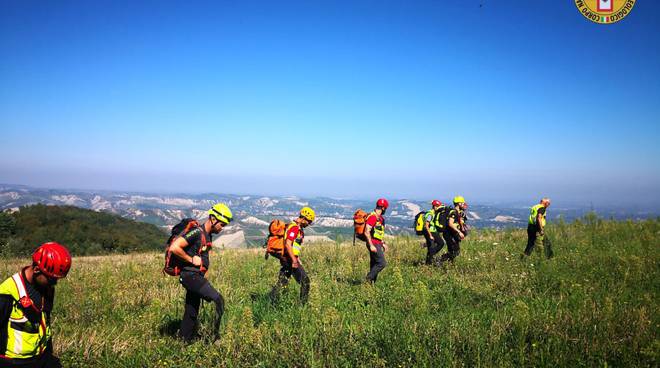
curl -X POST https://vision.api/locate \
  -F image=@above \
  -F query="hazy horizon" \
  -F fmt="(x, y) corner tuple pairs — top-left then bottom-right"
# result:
(2, 178), (658, 211)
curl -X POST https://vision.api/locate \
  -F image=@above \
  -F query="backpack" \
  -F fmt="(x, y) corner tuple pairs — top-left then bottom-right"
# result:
(264, 219), (287, 258)
(163, 218), (203, 276)
(434, 206), (452, 232)
(414, 211), (426, 235)
(353, 209), (369, 244)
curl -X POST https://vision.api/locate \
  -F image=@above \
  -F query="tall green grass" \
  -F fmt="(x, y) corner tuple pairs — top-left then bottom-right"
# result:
(1, 218), (657, 367)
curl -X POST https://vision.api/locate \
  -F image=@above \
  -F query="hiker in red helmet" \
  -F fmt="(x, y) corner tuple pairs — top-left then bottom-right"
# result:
(0, 242), (72, 367)
(364, 198), (389, 283)
(424, 200), (448, 265)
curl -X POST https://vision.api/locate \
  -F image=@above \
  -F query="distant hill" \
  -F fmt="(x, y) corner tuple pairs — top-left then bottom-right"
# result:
(0, 204), (166, 257)
(1, 184), (657, 248)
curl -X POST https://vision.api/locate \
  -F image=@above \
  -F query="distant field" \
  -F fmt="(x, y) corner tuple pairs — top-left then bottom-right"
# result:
(1, 217), (658, 367)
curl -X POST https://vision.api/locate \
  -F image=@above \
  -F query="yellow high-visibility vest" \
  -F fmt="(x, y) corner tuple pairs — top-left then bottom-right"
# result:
(529, 204), (547, 227)
(286, 222), (304, 256)
(0, 272), (51, 359)
(369, 212), (385, 241)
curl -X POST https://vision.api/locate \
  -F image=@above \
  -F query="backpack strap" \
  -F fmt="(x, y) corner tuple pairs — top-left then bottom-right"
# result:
(197, 225), (210, 273)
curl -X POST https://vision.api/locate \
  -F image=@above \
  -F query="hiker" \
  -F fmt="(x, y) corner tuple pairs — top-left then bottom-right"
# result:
(522, 198), (551, 257)
(168, 203), (233, 342)
(365, 198), (389, 283)
(270, 207), (315, 304)
(438, 196), (468, 265)
(424, 200), (447, 265)
(0, 242), (71, 368)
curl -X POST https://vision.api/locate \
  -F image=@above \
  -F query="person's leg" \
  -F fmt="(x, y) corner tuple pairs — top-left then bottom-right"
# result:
(435, 231), (446, 252)
(178, 274), (202, 341)
(366, 246), (377, 282)
(423, 231), (432, 248)
(292, 264), (310, 304)
(426, 232), (444, 265)
(448, 239), (461, 261)
(438, 232), (453, 263)
(270, 256), (292, 302)
(367, 244), (387, 282)
(197, 281), (225, 338)
(524, 225), (537, 256)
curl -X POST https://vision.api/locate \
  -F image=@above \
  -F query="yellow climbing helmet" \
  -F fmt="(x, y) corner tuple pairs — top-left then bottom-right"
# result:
(300, 207), (316, 222)
(209, 203), (233, 224)
(453, 196), (466, 205)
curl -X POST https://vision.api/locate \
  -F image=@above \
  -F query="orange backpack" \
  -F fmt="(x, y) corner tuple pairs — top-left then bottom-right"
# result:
(353, 209), (369, 244)
(265, 219), (287, 258)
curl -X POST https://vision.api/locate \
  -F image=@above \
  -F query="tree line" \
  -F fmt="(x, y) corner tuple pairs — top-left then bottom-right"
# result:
(0, 204), (166, 257)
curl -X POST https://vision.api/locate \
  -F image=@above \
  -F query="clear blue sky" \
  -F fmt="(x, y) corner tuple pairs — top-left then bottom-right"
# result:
(1, 0), (659, 206)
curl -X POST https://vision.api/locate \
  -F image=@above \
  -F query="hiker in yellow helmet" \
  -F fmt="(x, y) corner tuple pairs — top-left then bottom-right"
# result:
(438, 196), (469, 265)
(168, 203), (232, 342)
(522, 198), (551, 258)
(270, 207), (315, 304)
(0, 242), (71, 367)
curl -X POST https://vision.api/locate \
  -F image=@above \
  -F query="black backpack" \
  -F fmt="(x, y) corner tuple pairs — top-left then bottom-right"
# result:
(434, 206), (452, 232)
(163, 218), (201, 276)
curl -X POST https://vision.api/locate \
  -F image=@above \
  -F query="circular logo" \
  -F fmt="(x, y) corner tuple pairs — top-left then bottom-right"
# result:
(574, 0), (636, 24)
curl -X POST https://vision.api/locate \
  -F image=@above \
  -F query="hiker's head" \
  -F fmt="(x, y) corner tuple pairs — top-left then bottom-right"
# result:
(376, 198), (389, 214)
(541, 198), (551, 208)
(208, 203), (233, 233)
(431, 200), (443, 210)
(453, 196), (467, 210)
(32, 242), (71, 286)
(299, 207), (315, 227)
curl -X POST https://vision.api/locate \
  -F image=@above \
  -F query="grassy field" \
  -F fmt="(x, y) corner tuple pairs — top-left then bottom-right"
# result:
(1, 217), (658, 367)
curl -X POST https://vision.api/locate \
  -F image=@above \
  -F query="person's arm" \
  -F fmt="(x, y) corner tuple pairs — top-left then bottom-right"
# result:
(0, 295), (13, 354)
(284, 237), (299, 268)
(424, 215), (434, 240)
(537, 207), (546, 235)
(448, 216), (465, 240)
(365, 223), (376, 252)
(284, 226), (300, 267)
(169, 236), (201, 267)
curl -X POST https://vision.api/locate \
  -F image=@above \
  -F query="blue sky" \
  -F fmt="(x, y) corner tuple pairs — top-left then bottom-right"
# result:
(1, 0), (659, 206)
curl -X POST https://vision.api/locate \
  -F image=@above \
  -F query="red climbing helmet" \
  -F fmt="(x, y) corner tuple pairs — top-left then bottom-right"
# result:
(431, 200), (443, 207)
(32, 242), (72, 279)
(376, 198), (389, 209)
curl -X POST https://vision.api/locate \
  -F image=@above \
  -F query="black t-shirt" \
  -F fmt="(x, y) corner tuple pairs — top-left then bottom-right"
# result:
(447, 209), (459, 224)
(537, 207), (546, 216)
(448, 209), (467, 232)
(181, 225), (211, 270)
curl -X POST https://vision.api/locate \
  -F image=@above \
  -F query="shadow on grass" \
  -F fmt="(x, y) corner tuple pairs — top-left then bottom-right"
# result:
(333, 276), (365, 286)
(250, 291), (280, 326)
(158, 316), (181, 337)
